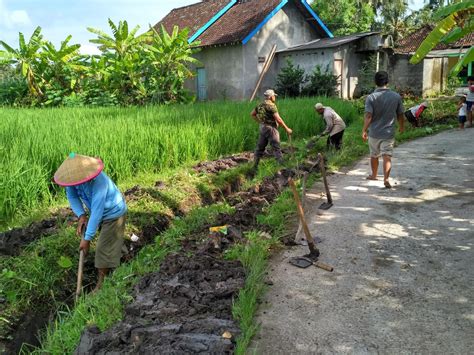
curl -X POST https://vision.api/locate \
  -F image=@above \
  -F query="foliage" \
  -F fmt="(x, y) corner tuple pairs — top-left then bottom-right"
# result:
(410, 0), (474, 66)
(357, 54), (378, 96)
(311, 0), (375, 36)
(303, 64), (339, 97)
(0, 21), (199, 107)
(275, 59), (306, 98)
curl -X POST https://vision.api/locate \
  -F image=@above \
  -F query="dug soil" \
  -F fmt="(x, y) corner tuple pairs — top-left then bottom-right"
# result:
(74, 162), (310, 353)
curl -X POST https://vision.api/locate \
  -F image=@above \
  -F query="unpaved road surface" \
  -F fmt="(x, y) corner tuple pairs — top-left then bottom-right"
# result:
(251, 130), (473, 354)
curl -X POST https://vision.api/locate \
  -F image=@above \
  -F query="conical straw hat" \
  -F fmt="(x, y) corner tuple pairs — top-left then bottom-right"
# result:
(54, 153), (104, 186)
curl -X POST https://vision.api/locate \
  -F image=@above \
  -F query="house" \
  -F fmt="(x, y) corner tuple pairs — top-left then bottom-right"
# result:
(155, 0), (333, 101)
(277, 32), (392, 99)
(387, 25), (474, 97)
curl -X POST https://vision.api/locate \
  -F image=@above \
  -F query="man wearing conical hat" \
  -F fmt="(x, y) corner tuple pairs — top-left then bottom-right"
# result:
(54, 153), (127, 291)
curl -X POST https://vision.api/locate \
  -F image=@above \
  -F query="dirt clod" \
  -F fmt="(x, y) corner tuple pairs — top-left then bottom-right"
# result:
(75, 253), (245, 354)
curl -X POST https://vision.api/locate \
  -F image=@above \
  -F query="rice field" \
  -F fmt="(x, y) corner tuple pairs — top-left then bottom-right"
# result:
(0, 97), (358, 224)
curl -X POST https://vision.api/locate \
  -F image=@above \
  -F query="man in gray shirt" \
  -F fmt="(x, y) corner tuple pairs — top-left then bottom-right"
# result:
(362, 71), (405, 188)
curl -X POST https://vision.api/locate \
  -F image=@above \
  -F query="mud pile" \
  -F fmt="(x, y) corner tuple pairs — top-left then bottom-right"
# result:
(193, 152), (253, 174)
(0, 208), (73, 256)
(75, 253), (245, 354)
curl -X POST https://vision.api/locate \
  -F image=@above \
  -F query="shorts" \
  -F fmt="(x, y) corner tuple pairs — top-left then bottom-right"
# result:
(458, 115), (466, 123)
(467, 101), (473, 112)
(95, 214), (126, 269)
(368, 137), (395, 158)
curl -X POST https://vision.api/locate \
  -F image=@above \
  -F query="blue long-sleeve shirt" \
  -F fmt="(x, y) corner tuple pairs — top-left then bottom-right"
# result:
(66, 172), (127, 241)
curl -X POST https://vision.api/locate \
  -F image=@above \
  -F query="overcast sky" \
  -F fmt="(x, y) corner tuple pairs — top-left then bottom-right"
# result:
(0, 0), (427, 54)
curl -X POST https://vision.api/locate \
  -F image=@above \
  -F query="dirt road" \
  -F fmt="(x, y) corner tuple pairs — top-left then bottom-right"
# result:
(251, 129), (474, 354)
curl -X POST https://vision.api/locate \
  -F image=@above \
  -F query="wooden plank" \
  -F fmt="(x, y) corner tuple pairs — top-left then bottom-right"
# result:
(250, 44), (277, 101)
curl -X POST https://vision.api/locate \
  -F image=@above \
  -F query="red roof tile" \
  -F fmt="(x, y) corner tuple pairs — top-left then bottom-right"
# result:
(197, 0), (282, 46)
(395, 25), (474, 54)
(154, 0), (329, 47)
(155, 0), (230, 38)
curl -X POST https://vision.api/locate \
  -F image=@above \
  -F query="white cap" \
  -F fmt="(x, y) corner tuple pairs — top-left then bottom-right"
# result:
(264, 89), (278, 98)
(315, 103), (324, 110)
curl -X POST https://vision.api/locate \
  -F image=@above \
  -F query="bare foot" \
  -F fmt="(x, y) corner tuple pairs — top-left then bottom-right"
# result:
(366, 176), (378, 180)
(384, 180), (392, 189)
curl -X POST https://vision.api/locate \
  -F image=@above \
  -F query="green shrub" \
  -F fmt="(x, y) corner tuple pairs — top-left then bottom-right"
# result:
(275, 59), (306, 98)
(303, 64), (339, 97)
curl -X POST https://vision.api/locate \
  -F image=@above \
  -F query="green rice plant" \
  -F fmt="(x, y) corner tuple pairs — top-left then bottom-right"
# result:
(0, 98), (358, 226)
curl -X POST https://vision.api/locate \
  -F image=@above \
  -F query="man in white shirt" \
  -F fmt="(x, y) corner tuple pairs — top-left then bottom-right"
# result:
(313, 103), (346, 150)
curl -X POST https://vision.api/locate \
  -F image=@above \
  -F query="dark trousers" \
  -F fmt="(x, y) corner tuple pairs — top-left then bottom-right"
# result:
(405, 110), (418, 127)
(255, 124), (283, 163)
(327, 130), (344, 150)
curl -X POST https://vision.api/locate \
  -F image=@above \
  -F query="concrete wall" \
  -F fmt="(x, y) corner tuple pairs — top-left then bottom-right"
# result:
(188, 45), (244, 100)
(386, 53), (424, 96)
(423, 57), (449, 96)
(244, 1), (321, 100)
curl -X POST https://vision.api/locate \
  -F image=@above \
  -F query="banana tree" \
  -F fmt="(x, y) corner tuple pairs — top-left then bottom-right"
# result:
(410, 0), (474, 70)
(41, 35), (86, 92)
(0, 26), (45, 97)
(87, 19), (148, 104)
(143, 25), (200, 103)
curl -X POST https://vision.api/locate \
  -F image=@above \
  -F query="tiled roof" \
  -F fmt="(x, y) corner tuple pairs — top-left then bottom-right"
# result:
(155, 0), (230, 39)
(155, 0), (330, 47)
(197, 0), (282, 46)
(395, 25), (474, 54)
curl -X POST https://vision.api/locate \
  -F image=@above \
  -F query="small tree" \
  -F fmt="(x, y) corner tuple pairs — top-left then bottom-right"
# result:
(303, 64), (339, 97)
(357, 54), (378, 96)
(275, 59), (306, 98)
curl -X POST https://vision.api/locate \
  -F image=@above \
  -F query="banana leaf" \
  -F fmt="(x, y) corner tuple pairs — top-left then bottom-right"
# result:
(410, 14), (457, 64)
(450, 46), (474, 75)
(433, 0), (474, 21)
(442, 19), (474, 44)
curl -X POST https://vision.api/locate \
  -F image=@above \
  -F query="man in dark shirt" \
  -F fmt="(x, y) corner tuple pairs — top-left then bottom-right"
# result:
(250, 89), (293, 173)
(362, 71), (405, 188)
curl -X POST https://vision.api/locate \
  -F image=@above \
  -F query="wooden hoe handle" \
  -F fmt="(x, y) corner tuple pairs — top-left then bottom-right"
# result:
(75, 249), (85, 302)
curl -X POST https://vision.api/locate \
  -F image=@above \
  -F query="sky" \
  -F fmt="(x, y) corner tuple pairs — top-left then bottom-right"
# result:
(0, 0), (427, 54)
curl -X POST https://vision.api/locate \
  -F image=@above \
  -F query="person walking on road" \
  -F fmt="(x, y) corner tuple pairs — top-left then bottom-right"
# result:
(251, 89), (292, 173)
(362, 71), (405, 188)
(54, 153), (127, 291)
(312, 103), (346, 150)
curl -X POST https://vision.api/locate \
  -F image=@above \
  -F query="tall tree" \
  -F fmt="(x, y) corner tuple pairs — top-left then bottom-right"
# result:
(311, 0), (375, 36)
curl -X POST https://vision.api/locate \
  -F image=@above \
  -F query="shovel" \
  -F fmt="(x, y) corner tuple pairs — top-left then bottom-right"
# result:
(288, 178), (320, 258)
(289, 256), (334, 272)
(318, 153), (333, 210)
(75, 249), (85, 303)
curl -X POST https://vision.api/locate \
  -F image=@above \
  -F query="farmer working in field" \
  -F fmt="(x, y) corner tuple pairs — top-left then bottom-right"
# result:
(362, 71), (405, 189)
(54, 153), (127, 291)
(310, 103), (346, 150)
(250, 89), (292, 174)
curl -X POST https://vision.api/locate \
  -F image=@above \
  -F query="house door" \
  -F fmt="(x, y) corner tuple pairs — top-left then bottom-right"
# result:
(197, 68), (207, 101)
(334, 59), (343, 98)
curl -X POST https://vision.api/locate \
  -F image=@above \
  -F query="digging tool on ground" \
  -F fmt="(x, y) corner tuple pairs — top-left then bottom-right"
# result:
(318, 153), (333, 210)
(294, 156), (322, 244)
(75, 249), (85, 303)
(289, 177), (333, 272)
(288, 178), (319, 258)
(289, 256), (334, 272)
